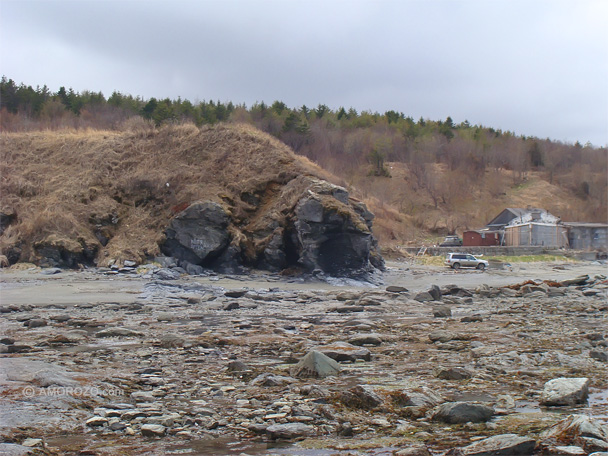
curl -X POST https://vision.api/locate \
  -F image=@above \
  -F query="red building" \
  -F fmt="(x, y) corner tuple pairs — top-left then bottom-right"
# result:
(463, 230), (501, 246)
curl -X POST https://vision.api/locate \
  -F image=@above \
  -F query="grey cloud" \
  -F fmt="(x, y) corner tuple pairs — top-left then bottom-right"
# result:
(1, 0), (606, 145)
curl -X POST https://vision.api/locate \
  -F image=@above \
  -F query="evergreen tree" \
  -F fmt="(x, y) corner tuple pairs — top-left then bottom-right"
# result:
(142, 98), (158, 119)
(282, 111), (299, 132)
(271, 100), (287, 115)
(315, 104), (329, 118)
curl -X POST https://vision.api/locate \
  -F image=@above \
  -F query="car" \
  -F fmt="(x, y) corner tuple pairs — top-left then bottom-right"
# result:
(445, 253), (488, 270)
(440, 235), (462, 247)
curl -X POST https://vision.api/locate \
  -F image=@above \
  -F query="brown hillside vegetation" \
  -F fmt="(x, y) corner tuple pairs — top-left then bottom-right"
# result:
(1, 122), (605, 269)
(1, 123), (371, 267)
(351, 162), (606, 245)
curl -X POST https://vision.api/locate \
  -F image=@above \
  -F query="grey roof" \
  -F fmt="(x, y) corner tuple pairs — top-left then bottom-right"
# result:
(486, 208), (530, 227)
(486, 207), (555, 228)
(505, 208), (529, 216)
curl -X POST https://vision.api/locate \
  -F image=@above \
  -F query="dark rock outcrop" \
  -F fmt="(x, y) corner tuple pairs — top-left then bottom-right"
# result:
(161, 202), (231, 268)
(161, 177), (384, 278)
(0, 208), (16, 236)
(293, 194), (372, 275)
(34, 235), (98, 268)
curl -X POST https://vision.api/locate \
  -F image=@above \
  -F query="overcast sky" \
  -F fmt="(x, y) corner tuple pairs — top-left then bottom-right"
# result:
(1, 0), (607, 146)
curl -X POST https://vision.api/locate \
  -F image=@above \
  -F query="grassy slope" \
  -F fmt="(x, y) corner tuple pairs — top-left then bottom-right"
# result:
(0, 123), (338, 264)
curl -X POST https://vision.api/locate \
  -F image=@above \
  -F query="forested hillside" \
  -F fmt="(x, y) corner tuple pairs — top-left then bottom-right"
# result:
(2, 77), (606, 245)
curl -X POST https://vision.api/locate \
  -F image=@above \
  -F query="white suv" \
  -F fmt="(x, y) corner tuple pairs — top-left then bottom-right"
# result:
(445, 253), (488, 270)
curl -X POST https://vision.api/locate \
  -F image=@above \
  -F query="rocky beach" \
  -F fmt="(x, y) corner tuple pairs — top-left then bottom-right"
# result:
(1, 259), (607, 456)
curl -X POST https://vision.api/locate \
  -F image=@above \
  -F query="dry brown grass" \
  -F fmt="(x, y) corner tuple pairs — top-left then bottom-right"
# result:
(0, 123), (339, 265)
(352, 161), (605, 247)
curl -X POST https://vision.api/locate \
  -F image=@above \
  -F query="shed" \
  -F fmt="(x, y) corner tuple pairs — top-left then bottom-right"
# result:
(463, 230), (501, 246)
(563, 222), (608, 250)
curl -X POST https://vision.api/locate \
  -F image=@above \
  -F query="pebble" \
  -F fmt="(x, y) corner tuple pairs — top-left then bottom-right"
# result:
(433, 366), (473, 380)
(86, 416), (108, 427)
(156, 312), (176, 322)
(95, 327), (143, 338)
(131, 391), (156, 402)
(266, 423), (314, 440)
(315, 342), (371, 362)
(433, 305), (452, 318)
(348, 333), (382, 346)
(548, 446), (587, 455)
(141, 424), (166, 437)
(21, 439), (42, 447)
(394, 445), (431, 456)
(26, 319), (47, 328)
(590, 351), (608, 362)
(386, 285), (408, 293)
(414, 291), (434, 302)
(109, 420), (127, 431)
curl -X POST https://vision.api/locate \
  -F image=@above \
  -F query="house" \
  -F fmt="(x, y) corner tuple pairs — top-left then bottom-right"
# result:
(463, 230), (501, 246)
(563, 222), (608, 251)
(465, 207), (567, 247)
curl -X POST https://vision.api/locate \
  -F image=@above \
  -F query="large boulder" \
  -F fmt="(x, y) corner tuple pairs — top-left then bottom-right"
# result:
(266, 423), (314, 440)
(540, 415), (608, 454)
(432, 402), (494, 424)
(540, 378), (589, 406)
(459, 434), (536, 455)
(291, 350), (341, 378)
(287, 178), (383, 276)
(250, 176), (384, 276)
(294, 195), (373, 275)
(161, 202), (231, 267)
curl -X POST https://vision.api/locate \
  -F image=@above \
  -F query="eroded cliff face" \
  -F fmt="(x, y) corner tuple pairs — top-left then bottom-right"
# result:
(161, 176), (384, 277)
